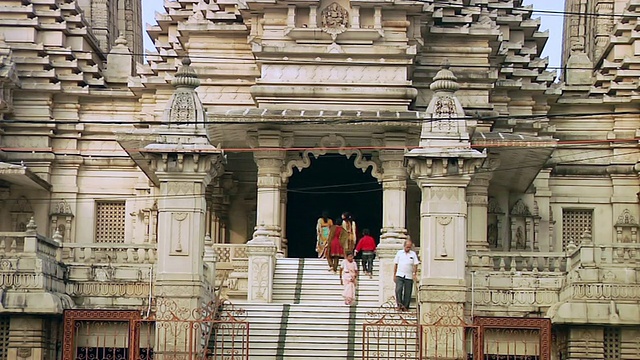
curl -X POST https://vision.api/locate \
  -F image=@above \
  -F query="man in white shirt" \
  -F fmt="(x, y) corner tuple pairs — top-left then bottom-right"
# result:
(393, 239), (420, 311)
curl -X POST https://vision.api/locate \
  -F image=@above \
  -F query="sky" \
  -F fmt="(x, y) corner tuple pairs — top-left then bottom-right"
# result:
(140, 0), (565, 69)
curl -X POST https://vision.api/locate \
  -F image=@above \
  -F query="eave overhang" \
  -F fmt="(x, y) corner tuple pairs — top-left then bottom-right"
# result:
(472, 132), (557, 193)
(0, 162), (51, 191)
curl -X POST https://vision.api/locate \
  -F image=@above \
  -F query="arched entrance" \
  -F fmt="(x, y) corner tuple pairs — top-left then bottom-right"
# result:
(286, 154), (382, 258)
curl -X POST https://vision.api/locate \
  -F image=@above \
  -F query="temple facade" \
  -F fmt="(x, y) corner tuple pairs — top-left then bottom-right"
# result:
(0, 0), (638, 359)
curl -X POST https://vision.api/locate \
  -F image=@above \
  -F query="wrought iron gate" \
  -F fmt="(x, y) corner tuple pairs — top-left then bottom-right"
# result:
(362, 300), (551, 360)
(135, 298), (249, 360)
(363, 299), (421, 359)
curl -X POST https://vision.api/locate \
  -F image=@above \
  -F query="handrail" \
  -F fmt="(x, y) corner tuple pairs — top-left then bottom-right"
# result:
(199, 275), (225, 360)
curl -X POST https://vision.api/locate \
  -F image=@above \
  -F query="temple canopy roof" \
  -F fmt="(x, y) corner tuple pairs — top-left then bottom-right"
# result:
(473, 132), (556, 193)
(0, 162), (51, 191)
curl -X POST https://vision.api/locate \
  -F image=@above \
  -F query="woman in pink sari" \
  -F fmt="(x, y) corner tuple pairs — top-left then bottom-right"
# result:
(340, 252), (358, 305)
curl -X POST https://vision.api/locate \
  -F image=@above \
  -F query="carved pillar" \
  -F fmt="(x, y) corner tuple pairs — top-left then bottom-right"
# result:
(152, 151), (221, 303)
(378, 137), (408, 304)
(404, 61), (484, 359)
(407, 157), (481, 358)
(246, 130), (288, 303)
(279, 181), (288, 258)
(466, 168), (494, 252)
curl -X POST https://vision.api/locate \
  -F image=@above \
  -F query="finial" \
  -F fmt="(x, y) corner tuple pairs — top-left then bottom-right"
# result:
(430, 58), (459, 92)
(115, 32), (128, 46)
(26, 217), (37, 234)
(171, 57), (200, 88)
(53, 229), (63, 243)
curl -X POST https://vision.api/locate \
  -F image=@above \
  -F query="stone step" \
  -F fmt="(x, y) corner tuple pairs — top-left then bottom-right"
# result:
(221, 256), (416, 359)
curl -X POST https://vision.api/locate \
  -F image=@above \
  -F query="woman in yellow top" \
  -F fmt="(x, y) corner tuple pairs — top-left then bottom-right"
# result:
(316, 211), (333, 258)
(341, 212), (357, 253)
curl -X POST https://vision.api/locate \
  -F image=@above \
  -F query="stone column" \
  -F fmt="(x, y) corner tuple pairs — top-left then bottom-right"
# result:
(7, 316), (47, 360)
(466, 168), (494, 252)
(377, 139), (409, 304)
(279, 181), (288, 258)
(153, 151), (220, 306)
(407, 157), (481, 359)
(246, 130), (286, 303)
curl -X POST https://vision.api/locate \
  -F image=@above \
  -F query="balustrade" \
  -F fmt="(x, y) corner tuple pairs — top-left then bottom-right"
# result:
(212, 244), (248, 299)
(0, 231), (61, 260)
(0, 232), (25, 255)
(468, 251), (567, 273)
(0, 229), (65, 293)
(595, 243), (640, 266)
(62, 243), (157, 264)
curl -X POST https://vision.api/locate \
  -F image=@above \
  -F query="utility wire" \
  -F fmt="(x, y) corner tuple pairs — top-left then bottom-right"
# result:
(3, 110), (640, 127)
(1, 137), (637, 156)
(412, 0), (632, 18)
(31, 47), (604, 71)
(5, 148), (638, 203)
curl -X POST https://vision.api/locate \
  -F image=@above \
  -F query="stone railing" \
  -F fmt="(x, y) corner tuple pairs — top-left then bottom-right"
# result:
(0, 231), (27, 256)
(590, 243), (640, 267)
(212, 244), (248, 300)
(0, 231), (61, 260)
(466, 250), (567, 315)
(560, 241), (640, 303)
(0, 227), (66, 294)
(468, 251), (567, 273)
(62, 243), (157, 264)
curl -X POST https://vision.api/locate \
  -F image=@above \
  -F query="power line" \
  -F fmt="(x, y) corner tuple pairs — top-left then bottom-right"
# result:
(4, 148), (638, 202)
(1, 137), (637, 156)
(3, 110), (640, 127)
(412, 0), (632, 18)
(28, 47), (601, 71)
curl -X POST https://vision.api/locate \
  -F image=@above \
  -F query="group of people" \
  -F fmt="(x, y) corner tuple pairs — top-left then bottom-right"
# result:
(315, 211), (419, 310)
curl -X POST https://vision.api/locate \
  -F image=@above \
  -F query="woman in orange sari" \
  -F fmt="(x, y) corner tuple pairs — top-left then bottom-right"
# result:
(316, 211), (333, 258)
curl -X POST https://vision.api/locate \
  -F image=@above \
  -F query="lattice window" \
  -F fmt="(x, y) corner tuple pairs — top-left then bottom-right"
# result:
(0, 316), (9, 360)
(562, 209), (593, 250)
(604, 327), (621, 360)
(95, 201), (126, 243)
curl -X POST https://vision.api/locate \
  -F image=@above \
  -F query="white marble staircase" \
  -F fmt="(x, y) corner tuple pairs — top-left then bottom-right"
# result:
(219, 257), (418, 359)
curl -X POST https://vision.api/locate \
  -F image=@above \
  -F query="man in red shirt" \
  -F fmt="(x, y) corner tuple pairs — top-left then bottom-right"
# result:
(354, 229), (377, 278)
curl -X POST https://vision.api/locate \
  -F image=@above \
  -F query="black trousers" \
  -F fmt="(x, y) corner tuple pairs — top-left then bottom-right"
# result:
(395, 276), (413, 309)
(361, 251), (375, 273)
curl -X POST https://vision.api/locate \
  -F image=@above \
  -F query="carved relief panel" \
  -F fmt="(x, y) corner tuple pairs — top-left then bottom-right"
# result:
(509, 199), (540, 251)
(50, 199), (74, 242)
(614, 209), (638, 243)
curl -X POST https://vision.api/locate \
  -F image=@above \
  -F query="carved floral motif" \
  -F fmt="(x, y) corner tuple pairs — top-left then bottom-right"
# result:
(321, 2), (349, 40)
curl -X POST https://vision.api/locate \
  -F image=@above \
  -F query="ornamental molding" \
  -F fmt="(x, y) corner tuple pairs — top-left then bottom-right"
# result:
(282, 134), (382, 181)
(51, 199), (73, 216)
(321, 2), (349, 41)
(615, 209), (638, 227)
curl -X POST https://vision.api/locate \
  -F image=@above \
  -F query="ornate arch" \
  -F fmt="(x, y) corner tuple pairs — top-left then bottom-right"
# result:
(282, 134), (382, 181)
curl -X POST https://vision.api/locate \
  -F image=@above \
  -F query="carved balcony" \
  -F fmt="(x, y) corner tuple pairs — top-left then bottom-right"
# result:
(61, 243), (157, 284)
(466, 251), (567, 315)
(0, 225), (71, 313)
(59, 243), (156, 307)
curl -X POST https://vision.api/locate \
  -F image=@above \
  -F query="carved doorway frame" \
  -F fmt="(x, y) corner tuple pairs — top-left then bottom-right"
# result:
(283, 134), (383, 259)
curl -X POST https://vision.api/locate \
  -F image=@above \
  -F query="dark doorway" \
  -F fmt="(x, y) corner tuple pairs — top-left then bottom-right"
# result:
(286, 154), (382, 258)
